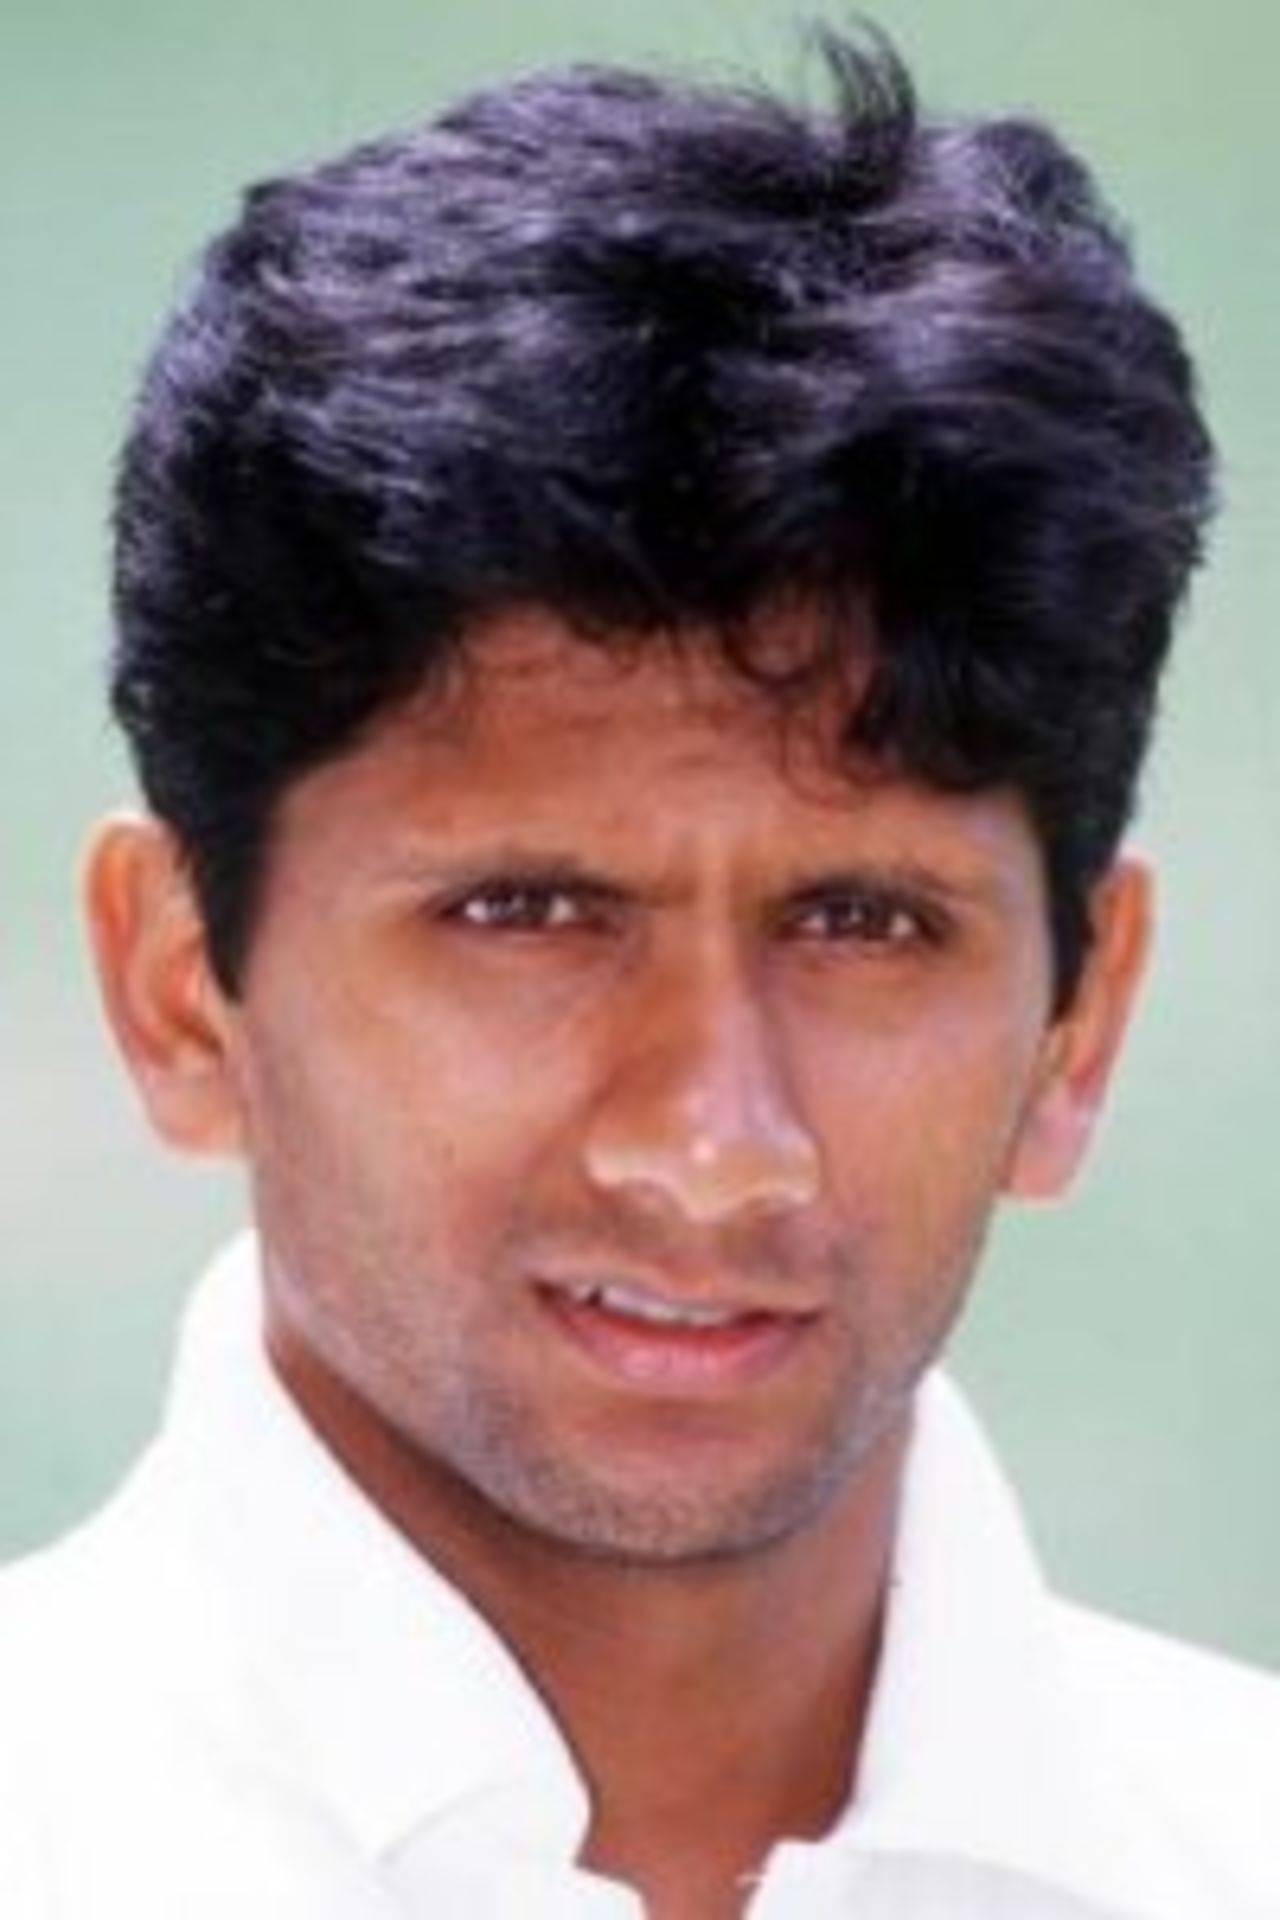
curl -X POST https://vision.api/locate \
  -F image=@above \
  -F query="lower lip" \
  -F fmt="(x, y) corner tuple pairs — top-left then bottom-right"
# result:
(537, 1287), (816, 1392)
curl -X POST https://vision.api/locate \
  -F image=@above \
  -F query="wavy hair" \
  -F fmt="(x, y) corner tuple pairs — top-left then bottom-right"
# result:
(111, 25), (1214, 1003)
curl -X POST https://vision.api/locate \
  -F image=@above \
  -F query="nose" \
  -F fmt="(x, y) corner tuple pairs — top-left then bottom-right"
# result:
(581, 951), (821, 1227)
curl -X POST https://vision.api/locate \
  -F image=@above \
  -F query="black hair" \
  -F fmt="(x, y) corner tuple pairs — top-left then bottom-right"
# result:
(110, 24), (1214, 1006)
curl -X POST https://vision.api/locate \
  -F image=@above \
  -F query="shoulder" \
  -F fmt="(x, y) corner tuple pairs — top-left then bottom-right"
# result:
(0, 1520), (336, 1920)
(0, 1595), (50, 1909)
(0, 1474), (173, 1702)
(0, 1501), (168, 1778)
(1053, 1598), (1280, 1914)
(0, 1489), (256, 1916)
(1055, 1597), (1280, 1767)
(0, 1539), (100, 1914)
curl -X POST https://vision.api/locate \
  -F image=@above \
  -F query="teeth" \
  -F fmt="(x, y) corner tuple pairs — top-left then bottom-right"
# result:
(566, 1281), (742, 1329)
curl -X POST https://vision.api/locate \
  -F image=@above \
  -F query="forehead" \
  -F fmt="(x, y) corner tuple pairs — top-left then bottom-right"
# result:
(264, 605), (1041, 913)
(394, 603), (871, 797)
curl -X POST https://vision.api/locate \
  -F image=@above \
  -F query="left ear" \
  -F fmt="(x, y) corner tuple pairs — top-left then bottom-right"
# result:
(1003, 856), (1152, 1202)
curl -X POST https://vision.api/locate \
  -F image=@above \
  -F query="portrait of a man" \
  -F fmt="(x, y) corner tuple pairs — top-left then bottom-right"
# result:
(2, 16), (1276, 1918)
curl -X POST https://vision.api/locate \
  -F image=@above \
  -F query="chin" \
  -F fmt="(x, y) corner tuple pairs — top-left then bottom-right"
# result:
(452, 1411), (896, 1569)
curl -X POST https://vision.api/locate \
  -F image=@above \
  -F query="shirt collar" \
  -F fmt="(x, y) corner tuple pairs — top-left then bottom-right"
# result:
(150, 1233), (591, 1866)
(826, 1373), (1191, 1920)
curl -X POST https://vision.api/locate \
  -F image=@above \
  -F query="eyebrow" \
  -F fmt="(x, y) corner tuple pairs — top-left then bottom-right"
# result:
(384, 846), (629, 891)
(783, 861), (1011, 911)
(370, 847), (640, 917)
(380, 842), (1012, 914)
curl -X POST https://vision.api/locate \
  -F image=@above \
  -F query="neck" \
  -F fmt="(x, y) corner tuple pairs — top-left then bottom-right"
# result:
(477, 1456), (902, 1918)
(273, 1339), (909, 1917)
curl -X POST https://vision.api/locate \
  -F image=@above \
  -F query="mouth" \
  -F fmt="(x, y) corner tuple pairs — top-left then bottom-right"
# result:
(535, 1275), (819, 1392)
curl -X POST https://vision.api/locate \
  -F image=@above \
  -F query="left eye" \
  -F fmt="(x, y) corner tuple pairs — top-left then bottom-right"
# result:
(446, 883), (596, 932)
(785, 890), (939, 947)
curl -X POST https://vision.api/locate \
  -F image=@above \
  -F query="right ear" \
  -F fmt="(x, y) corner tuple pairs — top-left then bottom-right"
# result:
(82, 814), (246, 1157)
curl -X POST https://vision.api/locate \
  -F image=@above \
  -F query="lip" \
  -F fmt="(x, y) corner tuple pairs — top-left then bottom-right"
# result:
(536, 1279), (819, 1393)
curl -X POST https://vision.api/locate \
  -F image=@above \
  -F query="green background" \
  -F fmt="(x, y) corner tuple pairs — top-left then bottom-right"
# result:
(2, 0), (1276, 1665)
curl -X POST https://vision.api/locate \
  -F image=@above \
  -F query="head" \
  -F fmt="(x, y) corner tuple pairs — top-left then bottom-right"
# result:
(108, 26), (1212, 1012)
(89, 27), (1212, 1566)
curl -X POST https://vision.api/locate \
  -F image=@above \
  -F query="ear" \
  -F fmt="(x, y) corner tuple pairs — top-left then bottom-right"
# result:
(1003, 856), (1152, 1202)
(82, 814), (246, 1157)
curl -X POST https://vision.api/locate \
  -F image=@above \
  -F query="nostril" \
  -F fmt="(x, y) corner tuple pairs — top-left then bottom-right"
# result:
(584, 1115), (821, 1225)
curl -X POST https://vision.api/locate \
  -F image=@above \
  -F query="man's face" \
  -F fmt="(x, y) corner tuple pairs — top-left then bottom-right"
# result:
(161, 608), (1137, 1565)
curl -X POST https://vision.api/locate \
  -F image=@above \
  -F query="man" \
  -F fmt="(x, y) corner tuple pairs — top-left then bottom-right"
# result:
(2, 23), (1275, 1918)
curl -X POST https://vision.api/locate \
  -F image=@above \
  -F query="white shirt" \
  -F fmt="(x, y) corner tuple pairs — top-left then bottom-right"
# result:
(1, 1235), (1277, 1918)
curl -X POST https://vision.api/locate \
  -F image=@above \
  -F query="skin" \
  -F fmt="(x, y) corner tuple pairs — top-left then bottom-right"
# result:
(86, 605), (1150, 1918)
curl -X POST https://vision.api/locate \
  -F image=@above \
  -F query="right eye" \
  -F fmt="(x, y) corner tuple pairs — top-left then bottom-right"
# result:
(443, 880), (606, 934)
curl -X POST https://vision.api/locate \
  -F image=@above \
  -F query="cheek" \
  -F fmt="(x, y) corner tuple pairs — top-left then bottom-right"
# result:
(234, 975), (590, 1266)
(799, 1007), (1045, 1221)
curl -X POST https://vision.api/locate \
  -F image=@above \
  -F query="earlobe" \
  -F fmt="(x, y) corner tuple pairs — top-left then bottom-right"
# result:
(82, 814), (246, 1157)
(1003, 857), (1153, 1202)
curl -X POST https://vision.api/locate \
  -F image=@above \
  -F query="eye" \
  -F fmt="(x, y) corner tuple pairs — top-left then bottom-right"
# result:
(783, 886), (945, 950)
(443, 879), (612, 934)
